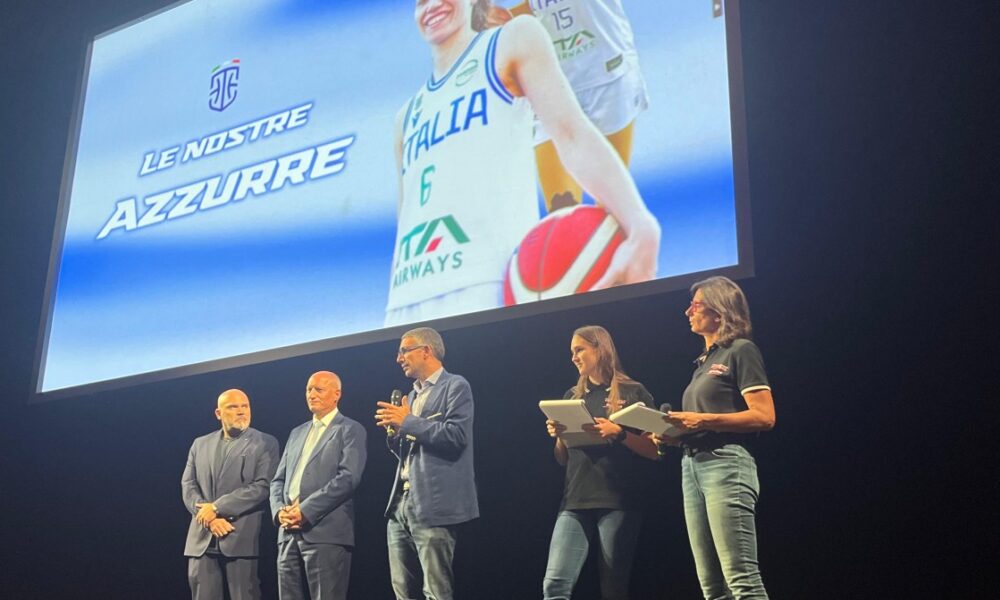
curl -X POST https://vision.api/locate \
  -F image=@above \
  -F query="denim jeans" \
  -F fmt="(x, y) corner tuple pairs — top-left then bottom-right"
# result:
(387, 492), (458, 600)
(542, 509), (641, 600)
(682, 444), (768, 600)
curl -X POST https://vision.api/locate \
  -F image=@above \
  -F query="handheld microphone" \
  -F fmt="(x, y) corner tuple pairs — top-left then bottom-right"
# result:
(656, 403), (672, 457)
(386, 389), (403, 437)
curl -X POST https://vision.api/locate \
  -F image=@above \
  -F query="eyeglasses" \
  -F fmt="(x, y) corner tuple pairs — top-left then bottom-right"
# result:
(397, 345), (427, 356)
(687, 300), (709, 313)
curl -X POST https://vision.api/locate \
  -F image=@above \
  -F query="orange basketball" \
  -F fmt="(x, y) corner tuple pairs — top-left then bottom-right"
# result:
(504, 205), (624, 305)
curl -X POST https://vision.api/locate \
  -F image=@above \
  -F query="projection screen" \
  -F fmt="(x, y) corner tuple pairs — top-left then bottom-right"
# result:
(34, 0), (752, 397)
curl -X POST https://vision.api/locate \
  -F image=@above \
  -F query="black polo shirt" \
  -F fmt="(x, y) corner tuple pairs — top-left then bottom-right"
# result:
(681, 338), (770, 445)
(560, 381), (656, 511)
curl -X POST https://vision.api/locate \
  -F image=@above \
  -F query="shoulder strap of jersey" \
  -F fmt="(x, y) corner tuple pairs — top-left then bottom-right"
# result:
(485, 26), (514, 104)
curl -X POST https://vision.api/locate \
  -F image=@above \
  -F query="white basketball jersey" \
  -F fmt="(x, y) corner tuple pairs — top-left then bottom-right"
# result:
(386, 28), (538, 312)
(529, 0), (639, 91)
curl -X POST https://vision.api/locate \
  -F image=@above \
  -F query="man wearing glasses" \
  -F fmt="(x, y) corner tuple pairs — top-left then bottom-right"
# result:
(375, 327), (479, 600)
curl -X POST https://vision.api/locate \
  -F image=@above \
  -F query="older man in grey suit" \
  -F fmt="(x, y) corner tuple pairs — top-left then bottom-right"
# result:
(270, 371), (367, 600)
(182, 388), (280, 600)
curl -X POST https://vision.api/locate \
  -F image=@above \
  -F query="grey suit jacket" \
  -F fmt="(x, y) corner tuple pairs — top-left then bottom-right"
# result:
(182, 427), (280, 558)
(269, 411), (367, 546)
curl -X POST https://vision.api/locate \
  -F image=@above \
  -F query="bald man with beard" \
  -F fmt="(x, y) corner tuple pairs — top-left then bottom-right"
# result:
(182, 389), (280, 600)
(270, 371), (368, 600)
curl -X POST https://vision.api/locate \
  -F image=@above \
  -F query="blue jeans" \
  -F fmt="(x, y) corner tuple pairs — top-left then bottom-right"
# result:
(542, 509), (641, 600)
(682, 444), (768, 600)
(387, 492), (458, 600)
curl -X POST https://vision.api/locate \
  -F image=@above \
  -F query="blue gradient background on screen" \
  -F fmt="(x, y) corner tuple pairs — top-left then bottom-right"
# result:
(42, 0), (739, 391)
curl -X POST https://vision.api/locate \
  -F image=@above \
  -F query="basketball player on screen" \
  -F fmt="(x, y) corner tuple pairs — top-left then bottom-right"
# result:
(385, 0), (659, 326)
(500, 0), (648, 212)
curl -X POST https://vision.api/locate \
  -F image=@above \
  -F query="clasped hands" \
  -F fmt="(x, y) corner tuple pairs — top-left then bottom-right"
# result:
(277, 500), (306, 530)
(195, 502), (234, 538)
(375, 395), (412, 431)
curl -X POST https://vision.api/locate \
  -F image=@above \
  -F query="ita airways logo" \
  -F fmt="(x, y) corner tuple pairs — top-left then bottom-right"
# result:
(553, 30), (597, 60)
(398, 215), (469, 263)
(392, 215), (470, 288)
(209, 59), (240, 112)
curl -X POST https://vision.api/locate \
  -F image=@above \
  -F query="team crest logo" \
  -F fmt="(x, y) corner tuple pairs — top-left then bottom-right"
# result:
(455, 59), (478, 87)
(209, 59), (240, 112)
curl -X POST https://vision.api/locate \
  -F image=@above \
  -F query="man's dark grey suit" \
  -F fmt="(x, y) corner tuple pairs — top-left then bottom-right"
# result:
(182, 426), (280, 600)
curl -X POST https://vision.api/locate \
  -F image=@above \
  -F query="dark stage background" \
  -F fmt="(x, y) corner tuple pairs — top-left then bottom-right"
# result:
(1, 1), (995, 598)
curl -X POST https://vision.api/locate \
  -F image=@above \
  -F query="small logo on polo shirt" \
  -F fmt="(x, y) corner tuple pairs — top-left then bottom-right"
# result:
(708, 363), (729, 376)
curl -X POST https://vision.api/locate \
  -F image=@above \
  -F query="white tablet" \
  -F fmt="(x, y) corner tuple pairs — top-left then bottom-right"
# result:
(539, 399), (606, 448)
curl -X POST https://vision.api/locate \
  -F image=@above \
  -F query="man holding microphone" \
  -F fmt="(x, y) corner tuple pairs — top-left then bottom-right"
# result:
(375, 327), (479, 600)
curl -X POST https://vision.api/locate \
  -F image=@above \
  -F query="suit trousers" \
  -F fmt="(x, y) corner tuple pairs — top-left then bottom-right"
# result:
(188, 554), (260, 600)
(277, 535), (352, 600)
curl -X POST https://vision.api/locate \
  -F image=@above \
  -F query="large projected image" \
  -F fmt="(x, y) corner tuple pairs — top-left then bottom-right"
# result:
(37, 0), (747, 394)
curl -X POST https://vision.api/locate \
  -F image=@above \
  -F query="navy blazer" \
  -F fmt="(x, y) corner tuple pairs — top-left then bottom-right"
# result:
(182, 427), (280, 558)
(385, 370), (479, 527)
(269, 411), (367, 546)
